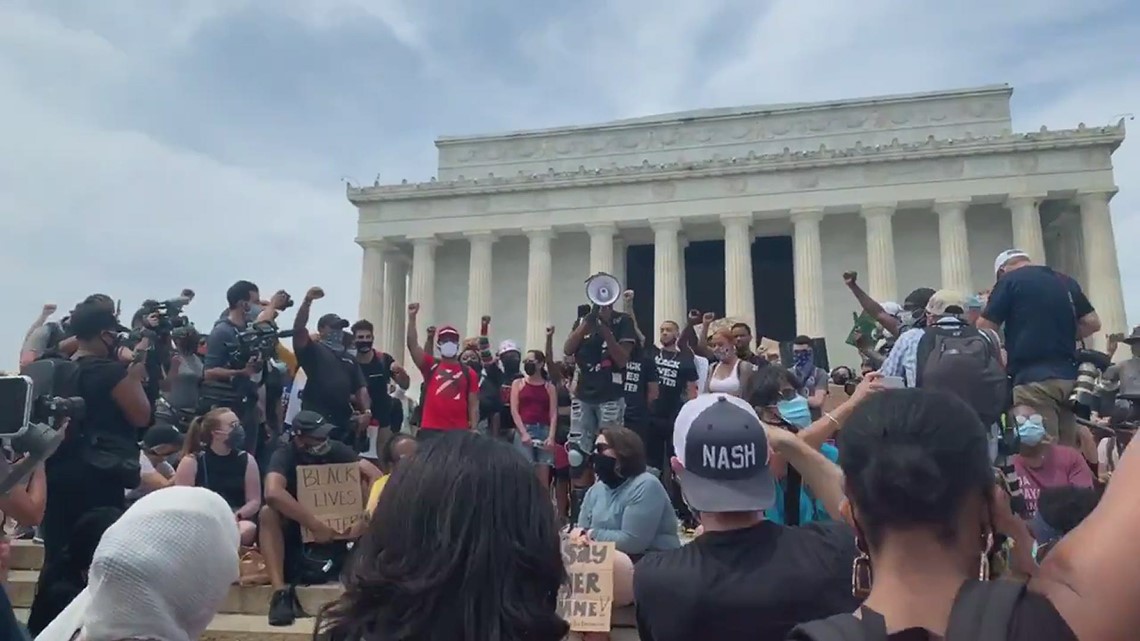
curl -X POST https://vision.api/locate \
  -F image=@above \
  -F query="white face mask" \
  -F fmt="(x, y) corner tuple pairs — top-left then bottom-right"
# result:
(439, 342), (460, 358)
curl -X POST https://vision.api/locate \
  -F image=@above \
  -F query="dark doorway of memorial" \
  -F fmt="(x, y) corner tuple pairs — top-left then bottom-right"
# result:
(623, 237), (795, 343)
(625, 244), (655, 338)
(751, 236), (796, 342)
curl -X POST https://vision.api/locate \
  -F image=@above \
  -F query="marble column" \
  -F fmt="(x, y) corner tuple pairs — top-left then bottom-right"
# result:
(613, 237), (628, 311)
(464, 231), (495, 337)
(1007, 195), (1047, 264)
(357, 241), (385, 323)
(721, 214), (756, 332)
(525, 228), (554, 350)
(1078, 190), (1127, 354)
(677, 235), (690, 322)
(380, 248), (408, 363)
(860, 204), (898, 302)
(791, 209), (826, 338)
(587, 223), (616, 275)
(934, 200), (973, 293)
(408, 237), (438, 326)
(407, 236), (438, 393)
(651, 218), (683, 331)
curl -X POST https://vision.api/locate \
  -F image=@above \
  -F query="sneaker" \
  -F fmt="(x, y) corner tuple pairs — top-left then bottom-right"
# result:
(268, 588), (295, 626)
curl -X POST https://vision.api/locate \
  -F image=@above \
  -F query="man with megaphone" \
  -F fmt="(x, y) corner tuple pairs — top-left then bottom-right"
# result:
(562, 273), (639, 518)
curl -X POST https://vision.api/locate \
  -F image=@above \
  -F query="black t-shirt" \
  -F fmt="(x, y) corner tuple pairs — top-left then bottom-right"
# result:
(357, 351), (395, 427)
(53, 356), (135, 460)
(476, 365), (504, 423)
(296, 342), (366, 428)
(982, 266), (1094, 386)
(649, 346), (698, 421)
(574, 313), (638, 403)
(268, 440), (359, 497)
(195, 448), (248, 509)
(622, 350), (659, 425)
(633, 520), (859, 641)
(821, 590), (1077, 641)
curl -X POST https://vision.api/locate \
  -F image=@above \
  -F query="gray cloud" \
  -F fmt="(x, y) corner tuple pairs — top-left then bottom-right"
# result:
(1, 0), (1137, 370)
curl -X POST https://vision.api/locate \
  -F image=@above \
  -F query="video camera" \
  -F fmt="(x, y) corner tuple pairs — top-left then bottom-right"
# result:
(138, 297), (192, 338)
(1070, 348), (1114, 415)
(229, 320), (297, 365)
(0, 360), (86, 495)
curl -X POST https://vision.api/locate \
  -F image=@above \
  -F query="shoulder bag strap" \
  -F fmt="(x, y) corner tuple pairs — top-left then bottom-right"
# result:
(790, 608), (889, 641)
(946, 579), (1026, 641)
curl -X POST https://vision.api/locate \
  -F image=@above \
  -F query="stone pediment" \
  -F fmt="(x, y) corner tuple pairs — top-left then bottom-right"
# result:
(432, 86), (1015, 181)
(348, 121), (1125, 203)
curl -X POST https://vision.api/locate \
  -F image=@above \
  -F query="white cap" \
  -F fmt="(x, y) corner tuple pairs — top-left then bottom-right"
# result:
(497, 339), (519, 356)
(993, 249), (1030, 276)
(881, 301), (903, 318)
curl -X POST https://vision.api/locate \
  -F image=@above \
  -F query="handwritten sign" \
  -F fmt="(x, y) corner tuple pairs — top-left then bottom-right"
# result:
(295, 463), (364, 543)
(557, 540), (614, 632)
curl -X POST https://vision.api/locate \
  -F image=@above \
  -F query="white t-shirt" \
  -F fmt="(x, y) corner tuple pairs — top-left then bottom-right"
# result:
(693, 355), (710, 393)
(126, 452), (174, 501)
(1097, 437), (1120, 473)
(284, 369), (307, 427)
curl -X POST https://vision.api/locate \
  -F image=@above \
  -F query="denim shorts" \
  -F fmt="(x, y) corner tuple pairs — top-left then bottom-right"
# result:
(569, 397), (626, 455)
(516, 423), (555, 466)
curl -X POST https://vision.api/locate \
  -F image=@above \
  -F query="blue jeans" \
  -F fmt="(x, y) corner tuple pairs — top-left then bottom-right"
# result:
(569, 397), (626, 455)
(515, 423), (555, 466)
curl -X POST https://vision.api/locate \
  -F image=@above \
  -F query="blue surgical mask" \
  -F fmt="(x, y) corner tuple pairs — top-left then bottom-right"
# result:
(776, 396), (812, 429)
(1016, 414), (1047, 446)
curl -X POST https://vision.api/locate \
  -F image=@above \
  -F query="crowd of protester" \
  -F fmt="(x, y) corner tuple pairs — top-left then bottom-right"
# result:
(0, 244), (1137, 641)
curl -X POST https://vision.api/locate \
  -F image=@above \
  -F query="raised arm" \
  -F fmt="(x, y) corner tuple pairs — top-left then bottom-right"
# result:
(406, 303), (427, 370)
(843, 271), (901, 336)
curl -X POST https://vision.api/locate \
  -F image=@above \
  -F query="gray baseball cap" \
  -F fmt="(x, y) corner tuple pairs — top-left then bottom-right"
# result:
(672, 394), (775, 513)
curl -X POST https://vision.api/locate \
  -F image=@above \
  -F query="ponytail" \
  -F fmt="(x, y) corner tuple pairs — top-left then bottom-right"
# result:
(180, 407), (229, 458)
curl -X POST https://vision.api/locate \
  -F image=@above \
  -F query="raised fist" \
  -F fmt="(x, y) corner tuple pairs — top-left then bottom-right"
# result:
(426, 326), (437, 336)
(842, 271), (857, 285)
(481, 315), (491, 324)
(702, 312), (715, 324)
(305, 286), (325, 301)
(42, 303), (57, 316)
(622, 289), (635, 302)
(407, 303), (420, 316)
(545, 325), (555, 336)
(687, 309), (701, 324)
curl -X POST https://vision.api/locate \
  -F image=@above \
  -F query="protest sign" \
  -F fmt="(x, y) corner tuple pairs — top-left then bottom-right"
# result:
(845, 310), (878, 347)
(557, 540), (615, 632)
(295, 462), (364, 543)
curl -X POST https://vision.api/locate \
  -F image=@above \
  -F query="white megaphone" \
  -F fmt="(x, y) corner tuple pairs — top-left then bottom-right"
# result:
(584, 272), (622, 308)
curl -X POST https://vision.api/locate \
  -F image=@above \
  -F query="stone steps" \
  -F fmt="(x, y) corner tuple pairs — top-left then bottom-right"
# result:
(8, 540), (638, 639)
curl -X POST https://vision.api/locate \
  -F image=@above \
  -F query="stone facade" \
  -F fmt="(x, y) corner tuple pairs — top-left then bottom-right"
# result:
(348, 85), (1128, 387)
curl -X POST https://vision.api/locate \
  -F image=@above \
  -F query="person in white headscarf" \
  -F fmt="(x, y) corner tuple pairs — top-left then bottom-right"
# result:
(35, 486), (240, 641)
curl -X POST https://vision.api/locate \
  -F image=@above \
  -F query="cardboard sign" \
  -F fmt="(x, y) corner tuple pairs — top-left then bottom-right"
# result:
(295, 463), (364, 543)
(557, 540), (615, 632)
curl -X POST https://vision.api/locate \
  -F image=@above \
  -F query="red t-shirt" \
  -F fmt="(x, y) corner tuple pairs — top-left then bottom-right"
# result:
(1014, 444), (1094, 517)
(419, 355), (476, 431)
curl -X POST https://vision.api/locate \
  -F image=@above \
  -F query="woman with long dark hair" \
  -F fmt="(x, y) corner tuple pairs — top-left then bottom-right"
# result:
(316, 431), (568, 641)
(792, 388), (1140, 641)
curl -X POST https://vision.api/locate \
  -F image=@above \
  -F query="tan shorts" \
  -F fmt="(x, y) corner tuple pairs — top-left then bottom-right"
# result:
(1012, 379), (1077, 446)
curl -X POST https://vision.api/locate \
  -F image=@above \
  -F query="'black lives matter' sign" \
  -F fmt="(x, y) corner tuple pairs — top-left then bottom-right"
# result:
(557, 540), (615, 632)
(296, 463), (364, 542)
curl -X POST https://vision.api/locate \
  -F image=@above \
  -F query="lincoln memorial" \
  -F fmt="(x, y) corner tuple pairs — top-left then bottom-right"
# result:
(349, 84), (1128, 378)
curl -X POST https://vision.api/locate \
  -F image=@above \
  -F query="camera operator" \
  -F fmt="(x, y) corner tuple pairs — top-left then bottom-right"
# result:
(40, 301), (151, 568)
(978, 249), (1101, 446)
(201, 281), (287, 454)
(291, 287), (371, 447)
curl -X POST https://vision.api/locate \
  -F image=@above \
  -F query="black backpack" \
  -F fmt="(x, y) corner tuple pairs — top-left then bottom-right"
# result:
(789, 580), (1026, 641)
(914, 323), (1008, 426)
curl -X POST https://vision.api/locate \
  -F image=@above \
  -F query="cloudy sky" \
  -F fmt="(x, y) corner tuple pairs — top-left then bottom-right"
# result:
(2, 0), (1137, 369)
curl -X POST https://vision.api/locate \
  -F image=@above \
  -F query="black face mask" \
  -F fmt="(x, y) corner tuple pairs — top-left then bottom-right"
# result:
(592, 455), (623, 488)
(501, 355), (521, 374)
(524, 362), (538, 376)
(355, 340), (373, 353)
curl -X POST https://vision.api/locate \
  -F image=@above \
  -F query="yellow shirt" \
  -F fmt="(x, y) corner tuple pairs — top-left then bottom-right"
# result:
(275, 343), (299, 377)
(365, 474), (390, 517)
